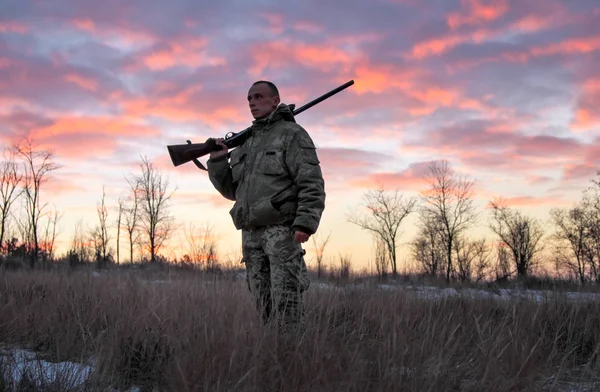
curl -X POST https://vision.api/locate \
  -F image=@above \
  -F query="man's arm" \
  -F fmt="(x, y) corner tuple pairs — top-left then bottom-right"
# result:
(285, 128), (326, 236)
(207, 139), (237, 201)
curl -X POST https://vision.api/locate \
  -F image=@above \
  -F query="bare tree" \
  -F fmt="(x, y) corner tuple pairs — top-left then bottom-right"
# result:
(453, 237), (491, 282)
(489, 198), (544, 278)
(372, 237), (389, 279)
(411, 212), (446, 276)
(135, 156), (177, 262)
(420, 160), (477, 282)
(68, 219), (93, 265)
(115, 197), (124, 264)
(311, 230), (331, 279)
(94, 186), (110, 266)
(550, 205), (588, 283)
(495, 243), (512, 281)
(183, 222), (218, 269)
(14, 139), (60, 267)
(578, 175), (600, 282)
(0, 149), (22, 251)
(123, 176), (141, 263)
(338, 254), (352, 280)
(348, 189), (417, 276)
(40, 206), (61, 263)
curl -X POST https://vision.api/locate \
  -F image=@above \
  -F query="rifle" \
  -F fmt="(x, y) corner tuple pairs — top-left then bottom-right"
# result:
(167, 79), (354, 170)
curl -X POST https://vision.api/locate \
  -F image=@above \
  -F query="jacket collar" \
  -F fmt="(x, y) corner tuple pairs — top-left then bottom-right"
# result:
(252, 103), (296, 129)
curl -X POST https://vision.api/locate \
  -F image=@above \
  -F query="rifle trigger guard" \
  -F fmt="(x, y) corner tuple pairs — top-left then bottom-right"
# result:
(187, 140), (208, 171)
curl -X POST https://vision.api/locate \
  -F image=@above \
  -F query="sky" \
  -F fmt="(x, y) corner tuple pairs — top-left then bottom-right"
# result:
(1, 0), (599, 271)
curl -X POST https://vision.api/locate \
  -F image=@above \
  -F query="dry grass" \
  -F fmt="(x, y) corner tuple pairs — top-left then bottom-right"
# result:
(0, 266), (599, 391)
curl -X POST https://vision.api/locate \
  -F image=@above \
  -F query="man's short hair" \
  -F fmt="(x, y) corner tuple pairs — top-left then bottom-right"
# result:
(252, 80), (279, 97)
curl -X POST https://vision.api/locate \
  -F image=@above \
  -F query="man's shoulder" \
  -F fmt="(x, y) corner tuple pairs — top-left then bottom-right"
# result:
(273, 119), (312, 139)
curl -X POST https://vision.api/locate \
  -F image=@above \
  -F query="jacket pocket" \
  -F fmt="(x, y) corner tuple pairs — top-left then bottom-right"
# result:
(249, 198), (284, 227)
(229, 201), (245, 230)
(300, 145), (320, 165)
(259, 150), (285, 176)
(230, 152), (246, 183)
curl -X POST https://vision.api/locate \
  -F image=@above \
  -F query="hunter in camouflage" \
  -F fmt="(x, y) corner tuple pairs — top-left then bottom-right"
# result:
(207, 81), (326, 334)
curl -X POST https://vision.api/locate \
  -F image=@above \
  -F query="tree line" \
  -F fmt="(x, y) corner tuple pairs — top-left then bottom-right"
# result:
(0, 139), (190, 268)
(2, 139), (599, 284)
(346, 160), (600, 284)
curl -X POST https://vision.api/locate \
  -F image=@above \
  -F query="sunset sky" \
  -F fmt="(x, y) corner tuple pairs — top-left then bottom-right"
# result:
(1, 0), (599, 270)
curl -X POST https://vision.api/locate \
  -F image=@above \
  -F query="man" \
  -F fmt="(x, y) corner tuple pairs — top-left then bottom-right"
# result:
(206, 80), (326, 334)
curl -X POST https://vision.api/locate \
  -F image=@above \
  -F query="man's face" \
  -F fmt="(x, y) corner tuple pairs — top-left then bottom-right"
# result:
(247, 83), (280, 120)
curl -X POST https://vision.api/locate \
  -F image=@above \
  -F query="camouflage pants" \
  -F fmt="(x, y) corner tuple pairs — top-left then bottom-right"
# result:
(242, 225), (310, 332)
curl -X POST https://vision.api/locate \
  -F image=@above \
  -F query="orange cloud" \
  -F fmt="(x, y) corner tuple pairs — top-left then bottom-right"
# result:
(447, 0), (509, 29)
(571, 78), (600, 131)
(410, 87), (457, 106)
(122, 94), (245, 127)
(29, 116), (160, 139)
(352, 63), (418, 94)
(573, 108), (600, 129)
(141, 38), (226, 71)
(409, 6), (563, 62)
(407, 35), (469, 60)
(531, 36), (600, 56)
(496, 35), (600, 66)
(351, 171), (428, 191)
(405, 85), (495, 118)
(72, 18), (95, 32)
(249, 40), (355, 76)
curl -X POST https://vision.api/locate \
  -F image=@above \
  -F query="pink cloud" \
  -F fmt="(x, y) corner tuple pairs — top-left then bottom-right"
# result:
(525, 174), (554, 185)
(561, 163), (598, 182)
(28, 116), (160, 139)
(488, 195), (572, 208)
(45, 173), (89, 195)
(292, 20), (323, 34)
(248, 39), (356, 77)
(571, 78), (600, 131)
(69, 17), (156, 47)
(497, 35), (600, 66)
(447, 0), (510, 29)
(318, 147), (389, 185)
(173, 191), (234, 208)
(349, 161), (433, 191)
(407, 1), (571, 61)
(64, 73), (99, 92)
(0, 21), (28, 34)
(532, 36), (600, 56)
(259, 12), (285, 34)
(138, 37), (226, 71)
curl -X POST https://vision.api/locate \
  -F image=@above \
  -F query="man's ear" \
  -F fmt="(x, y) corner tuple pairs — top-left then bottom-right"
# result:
(273, 96), (281, 107)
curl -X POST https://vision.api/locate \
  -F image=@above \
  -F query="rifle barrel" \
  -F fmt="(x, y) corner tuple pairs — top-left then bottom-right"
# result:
(292, 80), (354, 116)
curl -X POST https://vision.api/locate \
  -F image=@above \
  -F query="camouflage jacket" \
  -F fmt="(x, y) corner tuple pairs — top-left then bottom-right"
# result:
(207, 103), (326, 235)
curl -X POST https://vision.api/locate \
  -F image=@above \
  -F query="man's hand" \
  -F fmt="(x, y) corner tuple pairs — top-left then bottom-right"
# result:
(209, 138), (228, 160)
(294, 230), (310, 243)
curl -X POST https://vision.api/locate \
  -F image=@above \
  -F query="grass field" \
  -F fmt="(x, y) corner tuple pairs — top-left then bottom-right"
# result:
(1, 264), (599, 392)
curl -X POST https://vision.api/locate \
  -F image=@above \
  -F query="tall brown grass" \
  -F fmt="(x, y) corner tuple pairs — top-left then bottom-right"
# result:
(0, 266), (599, 391)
